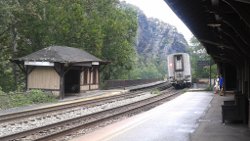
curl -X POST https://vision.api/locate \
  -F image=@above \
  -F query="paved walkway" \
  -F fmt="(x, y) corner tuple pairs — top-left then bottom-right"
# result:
(72, 91), (250, 141)
(191, 93), (250, 141)
(72, 91), (214, 141)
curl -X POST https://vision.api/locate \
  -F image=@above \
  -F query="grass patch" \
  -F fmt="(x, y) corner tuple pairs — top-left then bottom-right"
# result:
(0, 89), (57, 110)
(151, 88), (161, 95)
(28, 89), (57, 103)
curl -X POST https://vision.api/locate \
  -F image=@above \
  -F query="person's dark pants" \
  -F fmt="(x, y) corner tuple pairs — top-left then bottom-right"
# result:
(219, 85), (224, 95)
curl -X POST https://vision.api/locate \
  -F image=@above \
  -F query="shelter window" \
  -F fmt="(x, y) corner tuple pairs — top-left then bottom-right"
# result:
(93, 68), (96, 84)
(84, 69), (88, 84)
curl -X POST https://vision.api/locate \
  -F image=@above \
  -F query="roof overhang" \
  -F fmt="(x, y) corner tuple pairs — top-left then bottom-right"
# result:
(164, 0), (250, 65)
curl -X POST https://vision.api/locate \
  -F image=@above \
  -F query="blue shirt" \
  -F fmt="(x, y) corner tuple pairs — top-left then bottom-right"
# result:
(219, 77), (223, 86)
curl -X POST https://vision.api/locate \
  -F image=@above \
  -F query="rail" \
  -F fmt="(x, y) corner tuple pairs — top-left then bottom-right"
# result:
(0, 84), (177, 141)
(104, 79), (161, 89)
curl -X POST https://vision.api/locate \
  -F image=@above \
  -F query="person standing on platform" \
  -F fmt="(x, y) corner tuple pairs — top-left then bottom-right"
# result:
(214, 75), (219, 94)
(219, 75), (224, 96)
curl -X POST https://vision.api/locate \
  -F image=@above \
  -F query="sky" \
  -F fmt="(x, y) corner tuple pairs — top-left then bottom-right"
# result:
(121, 0), (194, 44)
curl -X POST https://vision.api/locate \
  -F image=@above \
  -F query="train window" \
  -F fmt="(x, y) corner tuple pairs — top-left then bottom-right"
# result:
(174, 55), (183, 71)
(177, 55), (181, 60)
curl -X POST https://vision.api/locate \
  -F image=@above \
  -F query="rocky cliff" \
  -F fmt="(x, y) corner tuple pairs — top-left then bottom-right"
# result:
(119, 2), (189, 78)
(135, 8), (189, 60)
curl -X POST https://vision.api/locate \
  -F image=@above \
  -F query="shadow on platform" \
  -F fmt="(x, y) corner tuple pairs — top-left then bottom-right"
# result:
(191, 93), (250, 141)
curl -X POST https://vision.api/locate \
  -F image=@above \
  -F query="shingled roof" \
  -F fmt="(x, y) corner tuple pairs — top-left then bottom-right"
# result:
(15, 46), (103, 63)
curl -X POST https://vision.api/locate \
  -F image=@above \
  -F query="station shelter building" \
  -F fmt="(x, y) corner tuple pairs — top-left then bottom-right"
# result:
(13, 46), (106, 99)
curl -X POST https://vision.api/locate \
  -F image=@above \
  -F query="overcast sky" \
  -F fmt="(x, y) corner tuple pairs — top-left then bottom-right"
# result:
(121, 0), (194, 43)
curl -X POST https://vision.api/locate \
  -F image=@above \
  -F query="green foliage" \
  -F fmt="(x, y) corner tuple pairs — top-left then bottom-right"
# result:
(130, 62), (163, 79)
(9, 93), (33, 107)
(189, 36), (218, 80)
(28, 89), (57, 103)
(151, 88), (160, 95)
(101, 4), (138, 80)
(0, 90), (57, 110)
(0, 87), (10, 109)
(0, 0), (138, 91)
(0, 87), (3, 95)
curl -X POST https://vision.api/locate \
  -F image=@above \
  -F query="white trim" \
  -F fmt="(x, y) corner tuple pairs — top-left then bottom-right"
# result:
(92, 62), (99, 65)
(24, 61), (54, 66)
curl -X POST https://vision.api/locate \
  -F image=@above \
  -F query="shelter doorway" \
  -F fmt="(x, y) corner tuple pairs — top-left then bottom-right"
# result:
(64, 69), (80, 94)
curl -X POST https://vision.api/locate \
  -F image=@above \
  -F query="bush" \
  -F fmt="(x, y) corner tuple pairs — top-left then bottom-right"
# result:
(10, 94), (33, 107)
(0, 89), (57, 110)
(0, 87), (5, 95)
(28, 89), (57, 103)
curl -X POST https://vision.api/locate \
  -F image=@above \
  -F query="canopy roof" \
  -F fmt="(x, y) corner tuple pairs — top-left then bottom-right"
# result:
(15, 46), (103, 64)
(164, 0), (250, 65)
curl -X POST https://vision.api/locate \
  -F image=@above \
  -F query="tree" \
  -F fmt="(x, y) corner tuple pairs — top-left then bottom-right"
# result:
(0, 0), (25, 91)
(189, 36), (217, 80)
(0, 0), (138, 92)
(101, 3), (138, 80)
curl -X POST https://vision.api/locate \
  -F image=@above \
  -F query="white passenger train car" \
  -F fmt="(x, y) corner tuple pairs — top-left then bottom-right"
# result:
(167, 53), (192, 88)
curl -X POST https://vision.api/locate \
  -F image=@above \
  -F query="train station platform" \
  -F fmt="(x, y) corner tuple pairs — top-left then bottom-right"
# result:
(72, 91), (250, 141)
(61, 80), (166, 102)
(191, 93), (250, 141)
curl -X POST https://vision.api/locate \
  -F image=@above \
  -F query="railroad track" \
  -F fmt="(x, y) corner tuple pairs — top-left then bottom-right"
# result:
(0, 87), (178, 141)
(0, 82), (172, 140)
(0, 82), (168, 123)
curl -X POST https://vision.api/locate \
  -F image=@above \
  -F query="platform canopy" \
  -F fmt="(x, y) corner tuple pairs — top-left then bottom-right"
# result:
(164, 0), (250, 127)
(164, 0), (250, 64)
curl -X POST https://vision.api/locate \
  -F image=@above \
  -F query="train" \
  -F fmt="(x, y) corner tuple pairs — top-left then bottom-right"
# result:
(167, 53), (192, 89)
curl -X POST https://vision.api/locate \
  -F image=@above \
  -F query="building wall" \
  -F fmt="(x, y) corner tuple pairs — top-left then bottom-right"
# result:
(247, 61), (250, 128)
(80, 67), (99, 92)
(249, 102), (250, 128)
(94, 68), (99, 85)
(28, 67), (60, 90)
(51, 91), (60, 97)
(90, 68), (99, 90)
(80, 85), (89, 92)
(90, 84), (99, 90)
(80, 69), (88, 92)
(235, 61), (250, 127)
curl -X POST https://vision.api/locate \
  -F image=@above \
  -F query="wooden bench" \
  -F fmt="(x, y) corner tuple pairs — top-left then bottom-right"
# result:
(221, 94), (247, 123)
